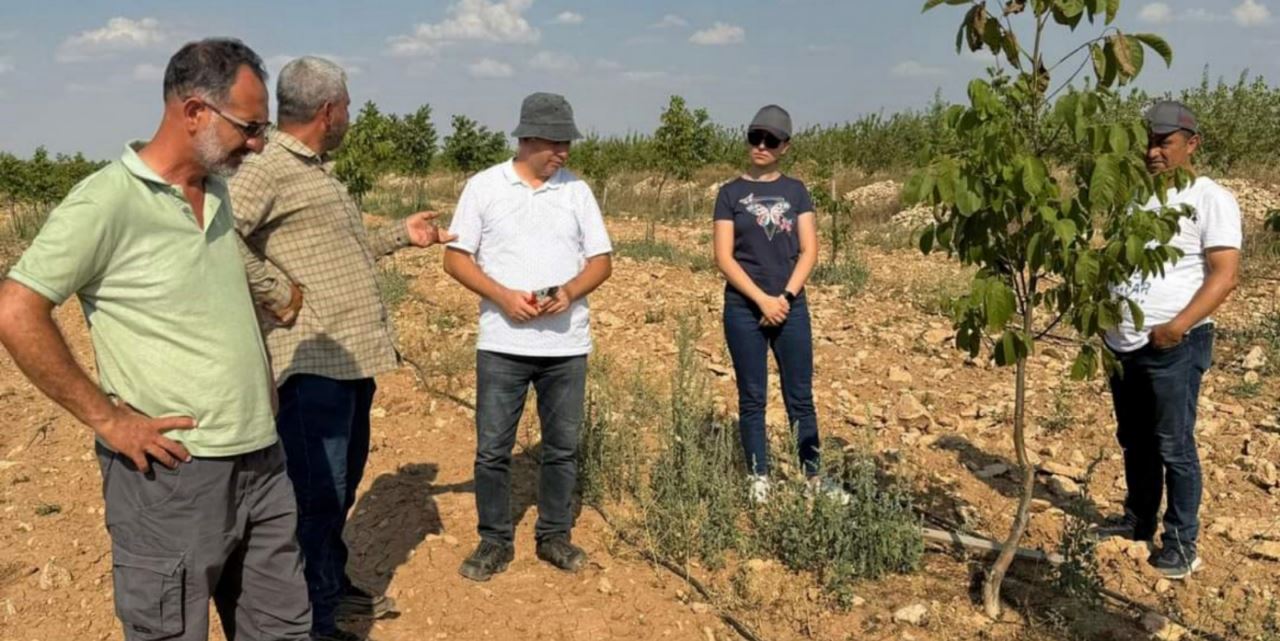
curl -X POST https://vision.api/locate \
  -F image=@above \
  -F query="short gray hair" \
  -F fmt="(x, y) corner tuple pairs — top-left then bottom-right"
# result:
(276, 56), (347, 124)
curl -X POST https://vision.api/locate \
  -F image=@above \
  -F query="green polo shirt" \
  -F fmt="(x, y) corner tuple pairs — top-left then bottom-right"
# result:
(8, 142), (277, 457)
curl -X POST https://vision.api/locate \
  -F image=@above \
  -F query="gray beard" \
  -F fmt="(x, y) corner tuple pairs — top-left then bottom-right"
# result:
(195, 126), (237, 178)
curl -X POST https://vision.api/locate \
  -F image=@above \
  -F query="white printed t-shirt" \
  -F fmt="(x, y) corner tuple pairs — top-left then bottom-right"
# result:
(447, 159), (613, 357)
(1106, 176), (1242, 353)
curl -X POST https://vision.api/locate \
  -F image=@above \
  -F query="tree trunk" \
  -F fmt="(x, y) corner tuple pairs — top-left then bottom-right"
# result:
(830, 176), (840, 264)
(982, 302), (1036, 618)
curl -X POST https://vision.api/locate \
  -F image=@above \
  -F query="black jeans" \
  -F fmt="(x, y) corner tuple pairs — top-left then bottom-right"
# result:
(1108, 324), (1213, 552)
(474, 350), (587, 545)
(275, 374), (376, 635)
(723, 290), (820, 476)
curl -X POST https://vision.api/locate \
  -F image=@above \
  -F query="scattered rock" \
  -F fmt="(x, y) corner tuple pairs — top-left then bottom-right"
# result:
(689, 602), (711, 614)
(1250, 461), (1279, 490)
(888, 366), (914, 385)
(1038, 461), (1086, 481)
(1048, 475), (1081, 497)
(441, 534), (459, 546)
(1154, 578), (1173, 594)
(893, 393), (933, 430)
(38, 559), (72, 591)
(597, 577), (615, 594)
(1243, 346), (1268, 371)
(1254, 542), (1280, 562)
(1141, 611), (1188, 641)
(893, 602), (929, 626)
(923, 328), (953, 345)
(1244, 371), (1261, 385)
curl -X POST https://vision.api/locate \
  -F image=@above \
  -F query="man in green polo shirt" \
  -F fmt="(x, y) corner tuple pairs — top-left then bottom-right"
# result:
(0, 39), (311, 641)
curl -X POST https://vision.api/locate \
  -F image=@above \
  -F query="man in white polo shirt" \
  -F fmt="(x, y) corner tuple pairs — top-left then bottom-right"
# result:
(443, 93), (613, 581)
(1101, 101), (1241, 580)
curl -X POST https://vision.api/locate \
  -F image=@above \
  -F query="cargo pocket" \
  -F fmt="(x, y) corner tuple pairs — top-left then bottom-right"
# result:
(112, 545), (185, 640)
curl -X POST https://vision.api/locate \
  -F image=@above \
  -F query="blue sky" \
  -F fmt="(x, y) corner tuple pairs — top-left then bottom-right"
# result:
(0, 0), (1276, 159)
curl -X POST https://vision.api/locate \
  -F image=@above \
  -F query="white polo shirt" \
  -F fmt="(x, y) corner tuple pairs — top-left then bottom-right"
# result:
(448, 159), (613, 357)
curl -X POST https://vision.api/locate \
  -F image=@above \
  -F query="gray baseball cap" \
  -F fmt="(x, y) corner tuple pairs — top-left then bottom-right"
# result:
(1145, 100), (1199, 136)
(748, 104), (792, 141)
(511, 92), (583, 142)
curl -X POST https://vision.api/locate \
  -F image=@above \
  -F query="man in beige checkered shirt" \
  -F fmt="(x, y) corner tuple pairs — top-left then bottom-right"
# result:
(228, 56), (453, 641)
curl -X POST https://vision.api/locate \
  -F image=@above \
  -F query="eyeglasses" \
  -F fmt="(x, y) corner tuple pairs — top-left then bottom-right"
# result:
(206, 102), (271, 140)
(747, 129), (784, 150)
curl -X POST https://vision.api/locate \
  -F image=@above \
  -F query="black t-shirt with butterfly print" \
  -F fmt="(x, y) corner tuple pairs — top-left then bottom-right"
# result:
(713, 174), (815, 303)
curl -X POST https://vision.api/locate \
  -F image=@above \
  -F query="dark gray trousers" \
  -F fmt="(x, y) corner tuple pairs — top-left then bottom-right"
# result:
(98, 442), (312, 641)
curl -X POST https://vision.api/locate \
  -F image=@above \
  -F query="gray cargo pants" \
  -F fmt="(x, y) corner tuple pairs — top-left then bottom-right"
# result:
(97, 441), (312, 641)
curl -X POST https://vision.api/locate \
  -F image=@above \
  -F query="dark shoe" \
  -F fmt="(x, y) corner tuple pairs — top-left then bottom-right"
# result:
(312, 628), (379, 641)
(335, 583), (399, 621)
(458, 539), (514, 582)
(1149, 545), (1202, 580)
(536, 534), (588, 572)
(1092, 514), (1153, 542)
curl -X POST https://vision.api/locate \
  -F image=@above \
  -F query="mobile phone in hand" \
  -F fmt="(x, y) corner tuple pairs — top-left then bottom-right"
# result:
(534, 286), (560, 303)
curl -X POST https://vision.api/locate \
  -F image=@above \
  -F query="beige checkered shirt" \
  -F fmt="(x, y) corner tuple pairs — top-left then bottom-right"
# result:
(229, 131), (409, 383)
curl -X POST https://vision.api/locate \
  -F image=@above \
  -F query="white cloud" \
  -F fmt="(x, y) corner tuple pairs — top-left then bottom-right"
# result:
(652, 14), (688, 29)
(891, 60), (945, 78)
(622, 70), (668, 81)
(551, 11), (583, 25)
(131, 63), (163, 81)
(1138, 2), (1173, 23)
(528, 50), (579, 73)
(57, 17), (170, 62)
(689, 22), (744, 46)
(468, 57), (514, 78)
(388, 0), (539, 57)
(0, 57), (12, 75)
(594, 58), (622, 71)
(1234, 0), (1272, 26)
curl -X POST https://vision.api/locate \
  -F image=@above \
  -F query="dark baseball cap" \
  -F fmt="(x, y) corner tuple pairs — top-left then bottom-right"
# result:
(748, 104), (792, 141)
(1145, 100), (1198, 136)
(511, 92), (582, 142)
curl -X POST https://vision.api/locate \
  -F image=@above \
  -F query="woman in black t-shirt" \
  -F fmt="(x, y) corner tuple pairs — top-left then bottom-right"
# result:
(713, 104), (830, 503)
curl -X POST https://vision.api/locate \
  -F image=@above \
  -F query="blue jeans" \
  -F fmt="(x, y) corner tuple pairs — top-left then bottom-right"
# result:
(275, 374), (376, 635)
(723, 290), (820, 477)
(1108, 324), (1213, 552)
(474, 350), (587, 545)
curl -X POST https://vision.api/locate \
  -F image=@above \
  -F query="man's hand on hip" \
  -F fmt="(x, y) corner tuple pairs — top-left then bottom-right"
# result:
(96, 402), (196, 474)
(405, 211), (458, 247)
(1149, 321), (1187, 350)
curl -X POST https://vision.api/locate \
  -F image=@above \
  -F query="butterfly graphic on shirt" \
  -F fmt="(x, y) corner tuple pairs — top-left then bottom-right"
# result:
(738, 193), (794, 241)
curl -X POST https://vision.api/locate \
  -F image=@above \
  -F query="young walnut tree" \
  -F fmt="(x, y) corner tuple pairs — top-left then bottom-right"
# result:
(906, 0), (1191, 617)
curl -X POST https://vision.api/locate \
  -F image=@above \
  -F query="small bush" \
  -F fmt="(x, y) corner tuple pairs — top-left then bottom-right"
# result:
(377, 266), (411, 310)
(811, 254), (870, 297)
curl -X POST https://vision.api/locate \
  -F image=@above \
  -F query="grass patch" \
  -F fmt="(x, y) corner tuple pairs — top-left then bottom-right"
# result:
(377, 266), (411, 310)
(614, 234), (714, 273)
(811, 254), (870, 297)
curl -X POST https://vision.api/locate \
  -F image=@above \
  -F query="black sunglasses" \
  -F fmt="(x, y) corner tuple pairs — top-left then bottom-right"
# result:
(206, 102), (271, 140)
(747, 129), (784, 150)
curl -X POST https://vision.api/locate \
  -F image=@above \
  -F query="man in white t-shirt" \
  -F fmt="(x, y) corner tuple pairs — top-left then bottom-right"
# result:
(443, 93), (613, 581)
(1101, 101), (1241, 580)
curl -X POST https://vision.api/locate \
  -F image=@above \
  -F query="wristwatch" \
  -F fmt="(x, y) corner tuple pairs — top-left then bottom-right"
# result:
(783, 290), (798, 303)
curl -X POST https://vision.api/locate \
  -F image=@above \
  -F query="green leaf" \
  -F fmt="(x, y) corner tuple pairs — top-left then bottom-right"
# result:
(995, 331), (1018, 366)
(1105, 0), (1120, 24)
(1070, 345), (1097, 380)
(1074, 252), (1100, 286)
(1126, 299), (1146, 331)
(1133, 33), (1173, 66)
(1021, 156), (1047, 196)
(1108, 124), (1129, 153)
(983, 280), (1016, 333)
(1089, 154), (1121, 211)
(920, 225), (937, 255)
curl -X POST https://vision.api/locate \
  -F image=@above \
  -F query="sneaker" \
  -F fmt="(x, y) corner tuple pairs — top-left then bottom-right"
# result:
(335, 583), (399, 621)
(536, 534), (588, 572)
(1091, 514), (1151, 541)
(748, 475), (771, 504)
(313, 628), (379, 641)
(458, 539), (515, 582)
(1149, 545), (1202, 580)
(806, 476), (851, 506)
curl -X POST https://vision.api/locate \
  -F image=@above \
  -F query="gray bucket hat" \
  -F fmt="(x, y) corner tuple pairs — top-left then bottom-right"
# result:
(748, 104), (792, 141)
(511, 92), (583, 141)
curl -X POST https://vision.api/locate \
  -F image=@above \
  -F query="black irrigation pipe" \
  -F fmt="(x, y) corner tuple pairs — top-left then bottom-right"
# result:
(590, 504), (769, 641)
